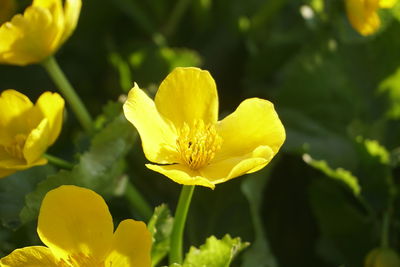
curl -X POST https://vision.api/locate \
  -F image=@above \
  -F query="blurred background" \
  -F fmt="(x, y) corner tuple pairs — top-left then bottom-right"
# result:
(1, 0), (400, 266)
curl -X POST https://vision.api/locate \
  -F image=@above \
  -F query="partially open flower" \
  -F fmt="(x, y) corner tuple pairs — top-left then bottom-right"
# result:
(0, 0), (81, 66)
(345, 0), (397, 36)
(123, 67), (285, 189)
(0, 185), (152, 266)
(0, 90), (64, 178)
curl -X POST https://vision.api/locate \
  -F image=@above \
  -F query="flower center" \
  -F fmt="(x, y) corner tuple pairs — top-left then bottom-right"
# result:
(3, 134), (26, 160)
(176, 120), (222, 170)
(59, 253), (105, 267)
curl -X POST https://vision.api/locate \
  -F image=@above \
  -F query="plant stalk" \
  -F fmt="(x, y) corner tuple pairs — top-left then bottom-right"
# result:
(169, 185), (195, 264)
(44, 154), (74, 170)
(42, 56), (94, 134)
(125, 181), (153, 221)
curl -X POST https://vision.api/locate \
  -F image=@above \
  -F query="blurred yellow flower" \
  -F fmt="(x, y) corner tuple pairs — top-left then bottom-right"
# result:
(0, 90), (64, 178)
(0, 0), (81, 66)
(0, 0), (17, 25)
(123, 67), (285, 189)
(345, 0), (397, 36)
(0, 185), (152, 267)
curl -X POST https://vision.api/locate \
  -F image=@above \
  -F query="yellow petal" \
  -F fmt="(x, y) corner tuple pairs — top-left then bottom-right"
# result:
(379, 0), (397, 8)
(0, 168), (17, 178)
(0, 246), (58, 267)
(0, 145), (47, 170)
(155, 67), (219, 129)
(215, 98), (285, 161)
(200, 146), (274, 184)
(105, 219), (152, 267)
(123, 84), (178, 164)
(32, 0), (64, 47)
(37, 185), (114, 262)
(0, 158), (47, 175)
(60, 0), (82, 44)
(146, 163), (215, 188)
(33, 92), (64, 145)
(0, 90), (34, 144)
(346, 0), (381, 36)
(23, 118), (51, 164)
(0, 6), (57, 65)
(32, 0), (61, 10)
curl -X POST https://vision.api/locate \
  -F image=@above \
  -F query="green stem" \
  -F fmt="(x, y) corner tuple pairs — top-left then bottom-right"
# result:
(41, 56), (94, 134)
(163, 0), (191, 37)
(125, 181), (153, 221)
(169, 185), (195, 265)
(44, 154), (74, 170)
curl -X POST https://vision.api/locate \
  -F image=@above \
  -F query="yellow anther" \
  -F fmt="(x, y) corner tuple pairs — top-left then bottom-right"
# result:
(3, 134), (26, 160)
(176, 120), (222, 170)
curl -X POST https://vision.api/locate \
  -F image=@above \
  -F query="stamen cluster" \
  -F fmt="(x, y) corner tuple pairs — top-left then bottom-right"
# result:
(176, 120), (222, 170)
(3, 134), (26, 160)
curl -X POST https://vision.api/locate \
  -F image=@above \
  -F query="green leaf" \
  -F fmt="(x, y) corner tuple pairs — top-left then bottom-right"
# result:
(280, 108), (358, 170)
(159, 47), (202, 70)
(182, 235), (249, 267)
(109, 52), (133, 93)
(309, 179), (374, 266)
(125, 46), (202, 86)
(378, 66), (400, 120)
(355, 137), (394, 211)
(148, 204), (174, 267)
(359, 138), (390, 164)
(0, 165), (56, 229)
(303, 153), (361, 196)
(20, 114), (136, 223)
(240, 168), (278, 267)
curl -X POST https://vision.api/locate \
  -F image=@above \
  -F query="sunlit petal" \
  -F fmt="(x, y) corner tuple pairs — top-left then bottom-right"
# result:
(155, 67), (219, 128)
(37, 185), (114, 262)
(0, 0), (81, 65)
(105, 220), (152, 267)
(0, 90), (34, 144)
(0, 7), (56, 65)
(146, 163), (215, 188)
(379, 0), (397, 8)
(123, 84), (178, 164)
(215, 98), (285, 161)
(33, 92), (64, 145)
(23, 118), (51, 164)
(0, 246), (58, 267)
(201, 146), (274, 184)
(60, 0), (81, 44)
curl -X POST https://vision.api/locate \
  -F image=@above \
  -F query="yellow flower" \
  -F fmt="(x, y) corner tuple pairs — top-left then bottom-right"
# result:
(0, 0), (82, 66)
(345, 0), (397, 36)
(0, 0), (17, 25)
(0, 90), (64, 178)
(0, 185), (152, 267)
(123, 67), (285, 189)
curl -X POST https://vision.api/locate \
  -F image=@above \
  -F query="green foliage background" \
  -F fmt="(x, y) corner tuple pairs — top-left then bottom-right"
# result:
(1, 0), (400, 266)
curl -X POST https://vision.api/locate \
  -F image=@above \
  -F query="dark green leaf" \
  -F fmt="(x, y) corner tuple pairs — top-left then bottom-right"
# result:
(240, 168), (278, 267)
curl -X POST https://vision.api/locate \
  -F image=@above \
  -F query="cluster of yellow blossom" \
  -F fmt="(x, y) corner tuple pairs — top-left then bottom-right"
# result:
(0, 185), (152, 267)
(0, 0), (289, 265)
